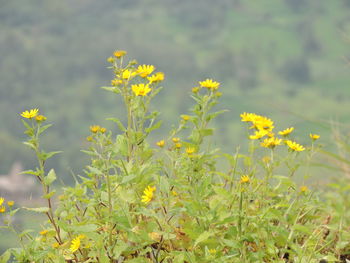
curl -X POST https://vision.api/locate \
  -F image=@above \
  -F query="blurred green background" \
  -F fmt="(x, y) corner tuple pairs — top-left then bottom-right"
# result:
(1, 0), (350, 251)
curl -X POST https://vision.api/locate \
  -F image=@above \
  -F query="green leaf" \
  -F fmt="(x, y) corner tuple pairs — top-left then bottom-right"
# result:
(106, 117), (126, 131)
(113, 242), (128, 258)
(121, 174), (137, 184)
(38, 124), (52, 135)
(100, 86), (120, 94)
(42, 190), (56, 199)
(0, 249), (11, 263)
(23, 141), (36, 150)
(194, 231), (213, 247)
(24, 207), (49, 213)
(145, 120), (162, 133)
(43, 169), (56, 186)
(73, 224), (98, 232)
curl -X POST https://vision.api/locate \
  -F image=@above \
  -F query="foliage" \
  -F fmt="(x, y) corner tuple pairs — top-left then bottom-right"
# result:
(0, 52), (349, 262)
(1, 0), (350, 177)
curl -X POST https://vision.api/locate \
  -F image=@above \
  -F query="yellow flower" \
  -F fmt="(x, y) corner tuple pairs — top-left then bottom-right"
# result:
(240, 175), (250, 184)
(70, 236), (81, 252)
(209, 248), (217, 254)
(0, 206), (6, 213)
(90, 125), (101, 133)
(52, 242), (60, 249)
(7, 201), (14, 207)
(122, 69), (135, 80)
(286, 140), (305, 152)
(111, 79), (123, 86)
(310, 133), (320, 140)
(132, 83), (152, 96)
(0, 197), (4, 206)
(175, 143), (182, 149)
(249, 130), (269, 140)
(192, 87), (200, 93)
(141, 186), (156, 204)
(137, 65), (155, 78)
(86, 136), (93, 142)
(181, 115), (191, 121)
(240, 112), (257, 122)
(172, 137), (180, 143)
(148, 72), (165, 83)
(35, 115), (47, 122)
(107, 57), (115, 63)
(186, 147), (196, 155)
(156, 140), (165, 147)
(278, 127), (294, 136)
(215, 91), (222, 97)
(171, 190), (178, 196)
(40, 230), (49, 236)
(113, 50), (127, 58)
(300, 185), (308, 192)
(260, 137), (282, 149)
(199, 79), (220, 90)
(100, 127), (106, 134)
(20, 108), (39, 119)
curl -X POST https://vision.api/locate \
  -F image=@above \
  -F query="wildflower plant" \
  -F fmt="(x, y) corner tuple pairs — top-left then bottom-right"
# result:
(0, 51), (348, 262)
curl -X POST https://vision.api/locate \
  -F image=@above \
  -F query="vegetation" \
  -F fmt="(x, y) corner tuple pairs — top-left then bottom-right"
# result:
(0, 52), (349, 262)
(1, 0), (350, 177)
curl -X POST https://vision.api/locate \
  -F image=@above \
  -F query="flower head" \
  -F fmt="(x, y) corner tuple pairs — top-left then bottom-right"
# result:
(186, 147), (196, 155)
(260, 137), (282, 149)
(90, 125), (101, 133)
(100, 127), (106, 134)
(249, 130), (269, 140)
(132, 83), (152, 96)
(148, 72), (165, 83)
(192, 87), (200, 93)
(0, 206), (5, 213)
(175, 143), (182, 149)
(40, 230), (49, 236)
(240, 175), (250, 184)
(0, 197), (4, 206)
(286, 140), (305, 152)
(137, 65), (155, 78)
(278, 127), (294, 136)
(141, 186), (156, 204)
(113, 50), (127, 58)
(107, 57), (115, 63)
(70, 236), (81, 252)
(181, 115), (191, 121)
(7, 201), (14, 207)
(20, 109), (39, 119)
(156, 140), (165, 148)
(300, 185), (308, 193)
(172, 137), (180, 143)
(35, 115), (47, 122)
(310, 133), (320, 140)
(199, 79), (220, 90)
(111, 79), (123, 86)
(122, 69), (135, 80)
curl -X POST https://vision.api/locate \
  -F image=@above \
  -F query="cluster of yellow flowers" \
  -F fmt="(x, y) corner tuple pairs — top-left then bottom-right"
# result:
(108, 50), (165, 97)
(20, 108), (46, 122)
(89, 125), (106, 134)
(241, 112), (319, 151)
(0, 197), (14, 213)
